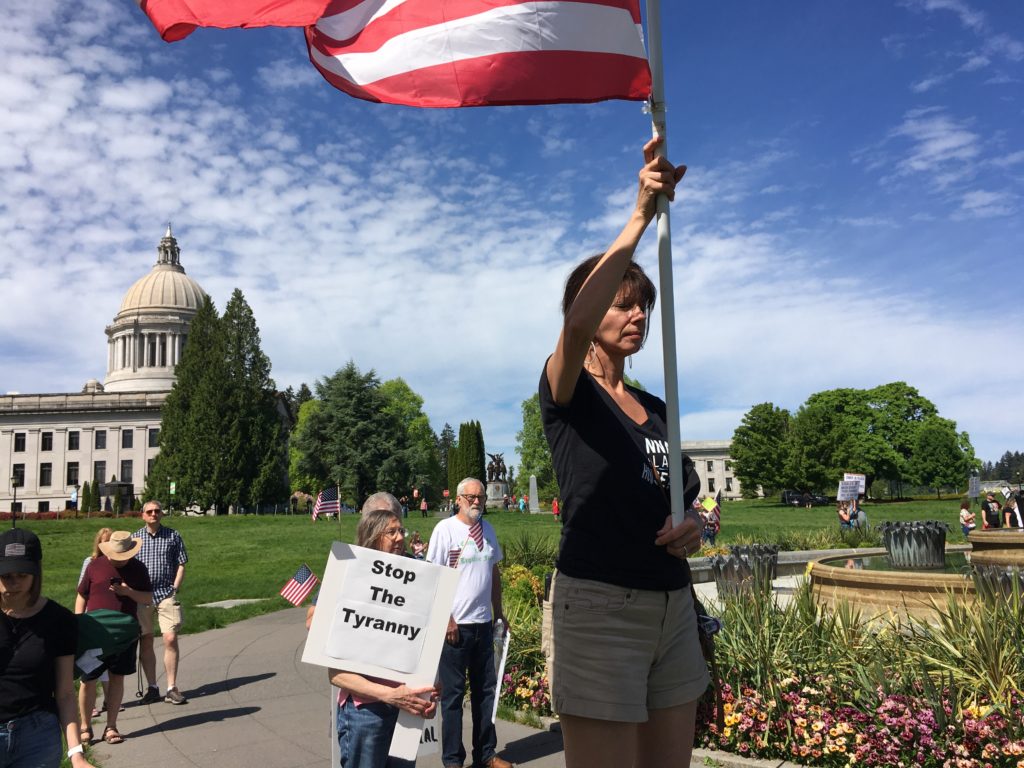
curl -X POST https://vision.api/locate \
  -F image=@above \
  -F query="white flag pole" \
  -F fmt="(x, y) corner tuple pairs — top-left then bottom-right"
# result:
(644, 0), (686, 526)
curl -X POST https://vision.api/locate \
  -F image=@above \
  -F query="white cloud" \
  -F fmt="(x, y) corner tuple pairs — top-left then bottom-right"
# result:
(956, 189), (1014, 218)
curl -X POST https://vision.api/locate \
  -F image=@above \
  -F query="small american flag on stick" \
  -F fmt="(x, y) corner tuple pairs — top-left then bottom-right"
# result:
(313, 485), (340, 521)
(280, 564), (319, 606)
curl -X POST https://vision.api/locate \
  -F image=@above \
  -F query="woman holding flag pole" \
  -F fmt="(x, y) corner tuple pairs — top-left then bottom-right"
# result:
(539, 136), (707, 768)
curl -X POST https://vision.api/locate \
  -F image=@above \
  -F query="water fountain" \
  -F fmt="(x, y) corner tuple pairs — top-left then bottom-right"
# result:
(809, 521), (974, 622)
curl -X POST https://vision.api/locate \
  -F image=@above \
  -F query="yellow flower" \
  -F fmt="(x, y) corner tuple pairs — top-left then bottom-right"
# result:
(723, 702), (733, 714)
(812, 721), (825, 732)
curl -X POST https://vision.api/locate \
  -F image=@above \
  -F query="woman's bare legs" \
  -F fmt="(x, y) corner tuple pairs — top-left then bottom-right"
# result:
(561, 700), (698, 768)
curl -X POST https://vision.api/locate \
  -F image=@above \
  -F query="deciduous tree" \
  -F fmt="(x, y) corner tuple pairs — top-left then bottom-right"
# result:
(515, 393), (558, 500)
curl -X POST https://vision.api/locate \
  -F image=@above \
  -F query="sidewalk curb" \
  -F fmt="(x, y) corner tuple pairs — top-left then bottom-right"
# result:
(692, 747), (809, 768)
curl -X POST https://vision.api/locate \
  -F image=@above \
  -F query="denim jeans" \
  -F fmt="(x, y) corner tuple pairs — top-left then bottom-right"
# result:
(0, 710), (62, 768)
(336, 696), (414, 768)
(437, 622), (498, 768)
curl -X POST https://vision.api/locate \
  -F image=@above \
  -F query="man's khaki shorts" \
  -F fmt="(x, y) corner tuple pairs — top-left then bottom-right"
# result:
(138, 596), (184, 636)
(544, 570), (709, 722)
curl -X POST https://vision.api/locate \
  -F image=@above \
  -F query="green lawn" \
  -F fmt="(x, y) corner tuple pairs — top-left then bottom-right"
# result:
(23, 497), (968, 634)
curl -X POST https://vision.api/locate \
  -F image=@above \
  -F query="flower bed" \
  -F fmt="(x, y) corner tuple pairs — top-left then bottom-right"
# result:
(697, 678), (1024, 767)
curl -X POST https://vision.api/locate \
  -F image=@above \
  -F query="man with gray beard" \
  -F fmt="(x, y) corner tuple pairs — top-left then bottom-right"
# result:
(426, 477), (512, 768)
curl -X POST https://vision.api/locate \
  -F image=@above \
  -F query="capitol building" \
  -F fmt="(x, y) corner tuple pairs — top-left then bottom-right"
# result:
(1, 227), (206, 513)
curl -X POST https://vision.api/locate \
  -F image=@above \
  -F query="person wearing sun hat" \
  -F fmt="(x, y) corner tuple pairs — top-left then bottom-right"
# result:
(1, 528), (95, 768)
(75, 531), (152, 746)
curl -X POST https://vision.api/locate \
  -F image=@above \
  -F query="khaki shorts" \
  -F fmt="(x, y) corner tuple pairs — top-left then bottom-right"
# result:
(544, 570), (709, 722)
(138, 596), (184, 636)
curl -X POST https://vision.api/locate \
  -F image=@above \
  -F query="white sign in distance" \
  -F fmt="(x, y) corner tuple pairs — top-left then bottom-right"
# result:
(968, 476), (980, 499)
(837, 480), (861, 501)
(304, 542), (459, 762)
(843, 473), (866, 494)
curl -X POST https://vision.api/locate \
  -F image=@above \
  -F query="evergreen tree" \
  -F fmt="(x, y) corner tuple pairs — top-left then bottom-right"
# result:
(221, 289), (288, 508)
(89, 481), (100, 513)
(146, 296), (229, 511)
(292, 361), (405, 505)
(437, 423), (456, 489)
(472, 421), (486, 484)
(296, 383), (313, 407)
(80, 480), (92, 516)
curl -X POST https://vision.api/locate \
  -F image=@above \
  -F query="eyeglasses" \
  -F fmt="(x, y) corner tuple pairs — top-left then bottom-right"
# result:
(460, 494), (486, 503)
(382, 527), (407, 538)
(143, 508), (162, 515)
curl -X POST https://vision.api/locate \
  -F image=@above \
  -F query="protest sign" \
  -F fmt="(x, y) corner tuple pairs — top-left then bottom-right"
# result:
(843, 473), (866, 493)
(968, 476), (980, 499)
(304, 542), (459, 761)
(701, 496), (718, 513)
(837, 480), (861, 501)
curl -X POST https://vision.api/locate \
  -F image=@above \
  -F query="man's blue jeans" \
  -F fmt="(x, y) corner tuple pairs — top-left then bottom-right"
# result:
(437, 622), (498, 768)
(0, 710), (62, 768)
(336, 697), (413, 768)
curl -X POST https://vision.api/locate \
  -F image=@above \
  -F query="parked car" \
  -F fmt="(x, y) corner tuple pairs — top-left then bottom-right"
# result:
(781, 490), (830, 507)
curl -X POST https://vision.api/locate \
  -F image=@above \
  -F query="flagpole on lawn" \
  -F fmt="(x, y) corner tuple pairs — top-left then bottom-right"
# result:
(645, 0), (686, 526)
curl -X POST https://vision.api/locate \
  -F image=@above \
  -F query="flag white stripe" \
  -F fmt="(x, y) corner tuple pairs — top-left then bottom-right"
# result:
(311, 2), (646, 88)
(317, 0), (407, 41)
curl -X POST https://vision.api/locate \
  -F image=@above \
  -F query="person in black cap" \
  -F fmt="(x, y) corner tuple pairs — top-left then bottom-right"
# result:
(1, 528), (94, 768)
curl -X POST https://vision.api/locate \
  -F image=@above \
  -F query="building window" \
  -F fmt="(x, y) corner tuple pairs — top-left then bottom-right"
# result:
(39, 463), (52, 487)
(147, 458), (155, 477)
(706, 460), (714, 472)
(68, 431), (80, 451)
(38, 501), (50, 513)
(726, 477), (733, 492)
(120, 460), (133, 484)
(148, 428), (160, 448)
(41, 432), (53, 451)
(11, 502), (21, 514)
(95, 430), (107, 450)
(12, 464), (25, 487)
(14, 433), (26, 452)
(708, 478), (716, 493)
(66, 462), (79, 487)
(122, 429), (134, 449)
(725, 461), (732, 471)
(93, 461), (106, 485)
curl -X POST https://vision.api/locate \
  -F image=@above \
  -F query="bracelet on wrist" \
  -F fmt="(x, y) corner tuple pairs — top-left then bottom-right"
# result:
(68, 744), (84, 757)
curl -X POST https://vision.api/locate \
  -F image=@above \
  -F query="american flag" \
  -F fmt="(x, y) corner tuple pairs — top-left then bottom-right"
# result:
(280, 564), (319, 606)
(137, 1), (651, 108)
(313, 486), (340, 521)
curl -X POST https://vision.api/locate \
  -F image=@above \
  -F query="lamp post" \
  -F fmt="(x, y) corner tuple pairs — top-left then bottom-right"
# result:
(10, 475), (19, 529)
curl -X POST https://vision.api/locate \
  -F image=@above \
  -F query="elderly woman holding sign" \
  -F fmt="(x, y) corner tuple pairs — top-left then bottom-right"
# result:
(328, 508), (440, 768)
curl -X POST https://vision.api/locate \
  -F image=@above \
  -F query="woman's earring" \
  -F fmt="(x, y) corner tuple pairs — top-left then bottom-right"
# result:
(628, 355), (633, 370)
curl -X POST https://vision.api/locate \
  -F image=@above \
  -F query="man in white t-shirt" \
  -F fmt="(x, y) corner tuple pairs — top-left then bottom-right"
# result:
(426, 477), (512, 768)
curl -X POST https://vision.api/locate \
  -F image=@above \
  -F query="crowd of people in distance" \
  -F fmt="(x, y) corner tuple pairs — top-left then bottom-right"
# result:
(0, 499), (188, 768)
(979, 491), (1024, 531)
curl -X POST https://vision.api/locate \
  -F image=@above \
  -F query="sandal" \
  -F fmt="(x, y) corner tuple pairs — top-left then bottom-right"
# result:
(80, 728), (93, 744)
(103, 726), (125, 744)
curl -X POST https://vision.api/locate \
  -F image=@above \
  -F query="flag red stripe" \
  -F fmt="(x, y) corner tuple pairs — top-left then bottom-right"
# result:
(139, 0), (331, 41)
(307, 48), (649, 107)
(314, 0), (642, 47)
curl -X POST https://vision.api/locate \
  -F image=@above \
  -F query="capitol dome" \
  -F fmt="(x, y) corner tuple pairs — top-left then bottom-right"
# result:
(119, 260), (205, 314)
(103, 226), (208, 393)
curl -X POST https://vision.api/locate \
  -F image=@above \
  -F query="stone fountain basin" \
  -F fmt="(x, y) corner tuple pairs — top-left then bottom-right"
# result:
(967, 529), (1024, 567)
(809, 548), (974, 623)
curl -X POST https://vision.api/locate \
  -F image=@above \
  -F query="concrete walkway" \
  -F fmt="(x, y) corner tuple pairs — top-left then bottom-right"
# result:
(88, 579), (806, 768)
(86, 607), (565, 768)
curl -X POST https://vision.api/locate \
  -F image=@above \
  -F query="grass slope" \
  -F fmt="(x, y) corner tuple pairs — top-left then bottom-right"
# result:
(24, 497), (969, 634)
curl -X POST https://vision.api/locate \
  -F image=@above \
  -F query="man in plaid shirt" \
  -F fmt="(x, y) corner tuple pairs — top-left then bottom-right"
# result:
(133, 500), (189, 705)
